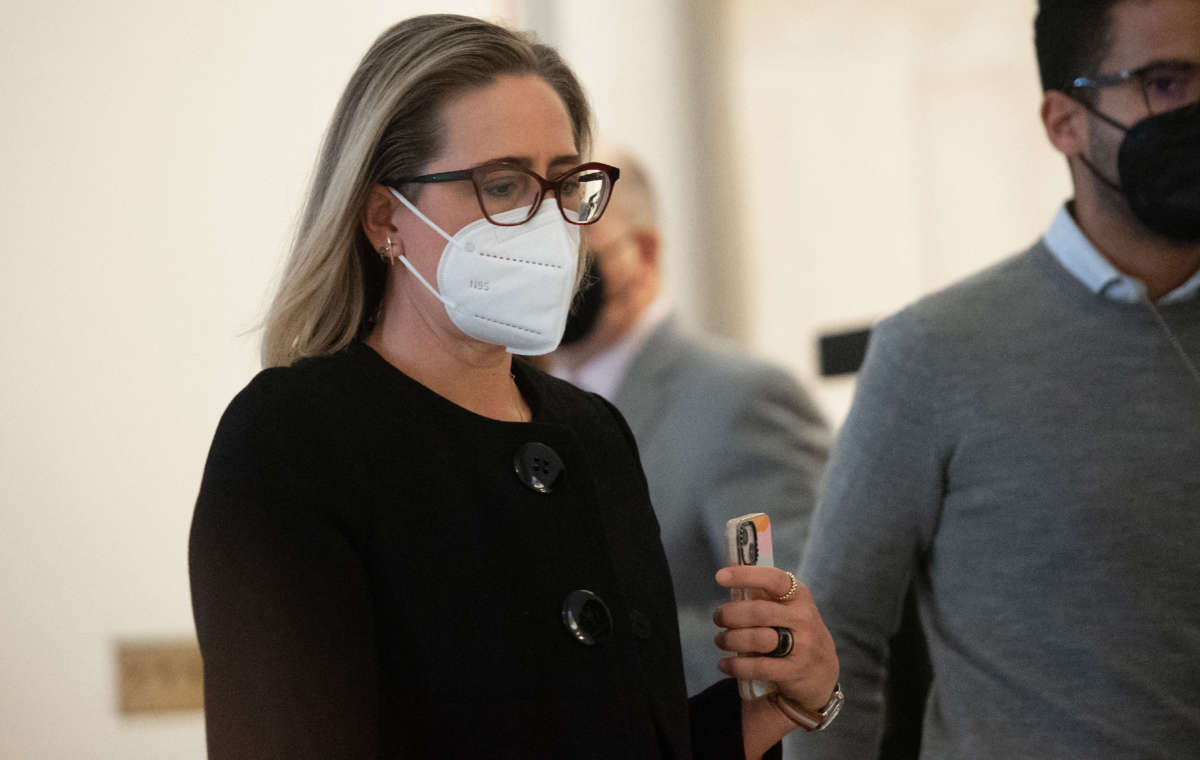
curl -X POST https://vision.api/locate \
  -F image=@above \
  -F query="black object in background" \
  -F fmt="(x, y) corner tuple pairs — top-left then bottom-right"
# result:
(878, 587), (931, 760)
(819, 328), (872, 377)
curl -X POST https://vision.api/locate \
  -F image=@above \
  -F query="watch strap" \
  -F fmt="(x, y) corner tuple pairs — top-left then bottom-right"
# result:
(768, 683), (844, 732)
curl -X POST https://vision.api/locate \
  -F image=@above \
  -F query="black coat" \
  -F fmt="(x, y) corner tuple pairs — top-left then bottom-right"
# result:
(189, 343), (760, 759)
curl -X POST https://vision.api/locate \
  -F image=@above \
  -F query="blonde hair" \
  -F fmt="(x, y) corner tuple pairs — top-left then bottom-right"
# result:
(261, 14), (593, 367)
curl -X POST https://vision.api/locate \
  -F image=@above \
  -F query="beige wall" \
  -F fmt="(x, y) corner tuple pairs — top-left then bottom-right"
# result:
(0, 1), (1071, 756)
(550, 0), (743, 332)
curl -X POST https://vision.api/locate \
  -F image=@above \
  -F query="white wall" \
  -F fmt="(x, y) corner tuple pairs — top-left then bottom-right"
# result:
(0, 2), (499, 757)
(549, 0), (735, 330)
(726, 0), (1071, 422)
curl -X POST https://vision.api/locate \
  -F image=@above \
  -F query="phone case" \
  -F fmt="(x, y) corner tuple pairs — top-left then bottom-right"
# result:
(725, 512), (778, 701)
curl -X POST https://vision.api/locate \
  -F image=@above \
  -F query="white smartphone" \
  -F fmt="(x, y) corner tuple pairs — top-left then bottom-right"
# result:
(725, 512), (778, 701)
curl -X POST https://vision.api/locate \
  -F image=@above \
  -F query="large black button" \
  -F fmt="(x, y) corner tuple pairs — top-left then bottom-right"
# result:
(562, 589), (613, 646)
(513, 442), (564, 494)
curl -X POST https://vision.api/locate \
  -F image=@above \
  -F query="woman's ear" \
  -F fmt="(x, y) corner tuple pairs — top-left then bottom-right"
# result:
(362, 185), (402, 254)
(1041, 90), (1088, 158)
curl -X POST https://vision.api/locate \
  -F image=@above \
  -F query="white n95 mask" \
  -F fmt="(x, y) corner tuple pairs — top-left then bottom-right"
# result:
(388, 187), (580, 355)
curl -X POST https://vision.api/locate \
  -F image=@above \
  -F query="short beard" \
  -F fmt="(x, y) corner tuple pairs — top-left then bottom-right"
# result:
(1079, 111), (1189, 247)
(1085, 115), (1138, 223)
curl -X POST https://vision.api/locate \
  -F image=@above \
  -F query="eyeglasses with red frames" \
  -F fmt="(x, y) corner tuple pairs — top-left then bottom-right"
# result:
(386, 161), (620, 226)
(1072, 59), (1200, 116)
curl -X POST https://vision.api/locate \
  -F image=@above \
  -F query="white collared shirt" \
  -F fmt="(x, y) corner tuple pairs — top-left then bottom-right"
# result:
(1044, 204), (1200, 304)
(547, 297), (672, 401)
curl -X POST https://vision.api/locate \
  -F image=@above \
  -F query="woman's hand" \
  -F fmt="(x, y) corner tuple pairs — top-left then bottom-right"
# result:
(712, 565), (839, 712)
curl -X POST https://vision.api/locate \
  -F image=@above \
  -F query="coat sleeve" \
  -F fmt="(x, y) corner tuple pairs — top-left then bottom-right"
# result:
(694, 363), (831, 576)
(796, 313), (946, 759)
(596, 393), (783, 759)
(188, 372), (380, 759)
(689, 679), (783, 760)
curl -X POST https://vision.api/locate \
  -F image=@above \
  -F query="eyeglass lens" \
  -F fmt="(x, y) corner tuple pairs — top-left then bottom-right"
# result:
(475, 167), (540, 222)
(1141, 62), (1200, 114)
(473, 165), (612, 225)
(556, 167), (612, 224)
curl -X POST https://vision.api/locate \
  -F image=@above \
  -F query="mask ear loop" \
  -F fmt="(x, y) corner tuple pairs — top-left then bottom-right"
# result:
(378, 236), (394, 264)
(1071, 96), (1131, 192)
(388, 187), (457, 244)
(387, 187), (459, 310)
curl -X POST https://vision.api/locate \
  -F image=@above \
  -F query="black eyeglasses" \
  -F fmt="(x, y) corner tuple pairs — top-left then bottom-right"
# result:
(1072, 59), (1200, 116)
(386, 161), (620, 227)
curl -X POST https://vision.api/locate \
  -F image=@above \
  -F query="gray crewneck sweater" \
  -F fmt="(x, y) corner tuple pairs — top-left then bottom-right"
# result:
(801, 242), (1200, 759)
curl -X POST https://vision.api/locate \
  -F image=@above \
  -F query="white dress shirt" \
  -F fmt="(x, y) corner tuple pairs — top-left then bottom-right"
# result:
(1044, 204), (1200, 304)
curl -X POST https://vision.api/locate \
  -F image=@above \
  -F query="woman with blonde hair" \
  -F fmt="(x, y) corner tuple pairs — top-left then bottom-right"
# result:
(189, 14), (838, 759)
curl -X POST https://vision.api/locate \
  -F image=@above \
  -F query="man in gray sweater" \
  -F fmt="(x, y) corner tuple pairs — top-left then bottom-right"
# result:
(800, 1), (1200, 758)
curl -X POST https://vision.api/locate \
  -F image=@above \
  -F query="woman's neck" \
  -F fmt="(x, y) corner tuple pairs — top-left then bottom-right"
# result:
(367, 288), (530, 422)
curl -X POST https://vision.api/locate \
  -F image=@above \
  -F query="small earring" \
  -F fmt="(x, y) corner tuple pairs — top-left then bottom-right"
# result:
(379, 236), (394, 264)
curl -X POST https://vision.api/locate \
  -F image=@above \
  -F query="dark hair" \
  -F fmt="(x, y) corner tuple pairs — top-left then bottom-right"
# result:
(1034, 0), (1124, 94)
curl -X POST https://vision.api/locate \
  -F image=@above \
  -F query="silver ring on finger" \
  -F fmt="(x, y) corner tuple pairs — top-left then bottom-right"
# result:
(766, 626), (794, 658)
(775, 571), (799, 602)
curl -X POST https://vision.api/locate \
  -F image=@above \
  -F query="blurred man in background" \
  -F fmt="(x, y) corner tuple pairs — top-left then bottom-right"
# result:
(547, 147), (830, 702)
(800, 0), (1200, 757)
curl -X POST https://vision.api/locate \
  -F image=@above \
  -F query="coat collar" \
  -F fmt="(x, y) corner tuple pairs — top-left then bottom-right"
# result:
(612, 314), (690, 442)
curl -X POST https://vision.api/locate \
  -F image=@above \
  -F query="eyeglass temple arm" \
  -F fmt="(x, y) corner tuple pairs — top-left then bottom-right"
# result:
(388, 169), (475, 185)
(1072, 70), (1134, 89)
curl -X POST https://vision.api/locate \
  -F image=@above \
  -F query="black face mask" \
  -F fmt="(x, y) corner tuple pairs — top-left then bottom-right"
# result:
(559, 256), (606, 347)
(1078, 101), (1200, 243)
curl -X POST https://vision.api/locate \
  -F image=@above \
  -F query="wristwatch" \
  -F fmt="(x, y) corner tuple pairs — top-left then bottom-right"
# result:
(768, 683), (844, 732)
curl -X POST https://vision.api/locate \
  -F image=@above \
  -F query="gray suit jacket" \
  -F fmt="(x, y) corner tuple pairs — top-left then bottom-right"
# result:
(612, 316), (831, 696)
